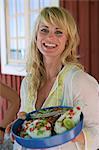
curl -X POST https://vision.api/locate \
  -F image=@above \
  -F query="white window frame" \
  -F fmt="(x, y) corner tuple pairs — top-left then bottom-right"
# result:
(0, 0), (59, 76)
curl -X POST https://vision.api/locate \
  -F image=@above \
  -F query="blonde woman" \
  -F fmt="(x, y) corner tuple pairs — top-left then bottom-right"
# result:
(15, 7), (99, 150)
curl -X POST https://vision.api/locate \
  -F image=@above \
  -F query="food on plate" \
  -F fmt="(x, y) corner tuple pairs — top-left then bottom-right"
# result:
(26, 119), (51, 138)
(19, 120), (33, 138)
(30, 107), (68, 118)
(54, 106), (81, 134)
(17, 106), (82, 138)
(63, 118), (75, 130)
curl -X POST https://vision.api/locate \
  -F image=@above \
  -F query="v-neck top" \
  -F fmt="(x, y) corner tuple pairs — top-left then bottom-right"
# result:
(20, 64), (81, 112)
(19, 63), (99, 150)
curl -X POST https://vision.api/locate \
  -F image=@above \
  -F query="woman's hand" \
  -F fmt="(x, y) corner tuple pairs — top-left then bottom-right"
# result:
(10, 112), (27, 143)
(0, 130), (4, 144)
(17, 111), (27, 120)
(0, 112), (27, 144)
(0, 123), (13, 144)
(6, 122), (14, 143)
(5, 112), (27, 144)
(72, 131), (85, 144)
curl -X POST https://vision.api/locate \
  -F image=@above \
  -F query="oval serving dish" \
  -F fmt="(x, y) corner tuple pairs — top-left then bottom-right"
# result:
(12, 106), (84, 149)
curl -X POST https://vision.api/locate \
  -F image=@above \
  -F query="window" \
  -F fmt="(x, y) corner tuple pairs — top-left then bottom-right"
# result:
(1, 0), (59, 76)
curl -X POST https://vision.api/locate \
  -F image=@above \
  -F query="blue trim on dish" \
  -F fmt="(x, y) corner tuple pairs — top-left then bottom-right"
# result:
(12, 106), (83, 149)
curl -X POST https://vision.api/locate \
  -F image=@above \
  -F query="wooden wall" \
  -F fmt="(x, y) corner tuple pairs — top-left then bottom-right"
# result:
(0, 0), (99, 122)
(60, 0), (99, 81)
(0, 73), (23, 121)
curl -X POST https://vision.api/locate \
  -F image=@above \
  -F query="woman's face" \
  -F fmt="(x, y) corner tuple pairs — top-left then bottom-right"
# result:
(36, 21), (67, 58)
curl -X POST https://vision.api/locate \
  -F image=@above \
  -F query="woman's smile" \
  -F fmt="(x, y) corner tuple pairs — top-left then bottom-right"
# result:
(42, 42), (57, 49)
(37, 22), (67, 57)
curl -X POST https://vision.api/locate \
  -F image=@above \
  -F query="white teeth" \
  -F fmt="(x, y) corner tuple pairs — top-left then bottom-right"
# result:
(44, 43), (57, 47)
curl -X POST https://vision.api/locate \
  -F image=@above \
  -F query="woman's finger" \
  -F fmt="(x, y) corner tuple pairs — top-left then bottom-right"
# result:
(17, 112), (27, 120)
(0, 130), (4, 144)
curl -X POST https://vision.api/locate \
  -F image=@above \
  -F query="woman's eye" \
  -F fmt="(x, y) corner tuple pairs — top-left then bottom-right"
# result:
(40, 28), (49, 34)
(55, 31), (63, 36)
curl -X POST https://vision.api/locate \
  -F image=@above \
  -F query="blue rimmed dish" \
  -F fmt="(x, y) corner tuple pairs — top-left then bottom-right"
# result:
(12, 106), (84, 149)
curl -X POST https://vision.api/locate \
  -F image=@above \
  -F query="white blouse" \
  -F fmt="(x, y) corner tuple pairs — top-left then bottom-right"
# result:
(14, 65), (99, 150)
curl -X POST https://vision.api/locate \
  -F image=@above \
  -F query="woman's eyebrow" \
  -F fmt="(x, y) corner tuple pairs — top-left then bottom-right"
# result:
(56, 27), (61, 30)
(39, 25), (48, 28)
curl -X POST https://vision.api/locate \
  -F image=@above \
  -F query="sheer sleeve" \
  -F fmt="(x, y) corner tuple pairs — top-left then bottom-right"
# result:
(72, 71), (99, 150)
(20, 77), (28, 112)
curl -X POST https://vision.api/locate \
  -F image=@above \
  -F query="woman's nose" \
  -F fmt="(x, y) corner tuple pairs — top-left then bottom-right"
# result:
(47, 32), (56, 39)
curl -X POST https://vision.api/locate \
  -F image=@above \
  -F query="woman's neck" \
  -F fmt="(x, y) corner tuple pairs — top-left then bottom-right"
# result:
(43, 57), (62, 80)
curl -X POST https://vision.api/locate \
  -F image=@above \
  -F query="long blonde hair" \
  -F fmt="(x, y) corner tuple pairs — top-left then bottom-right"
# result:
(26, 7), (83, 100)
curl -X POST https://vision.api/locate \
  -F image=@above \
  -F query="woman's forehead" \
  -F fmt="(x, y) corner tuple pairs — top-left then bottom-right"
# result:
(39, 21), (62, 29)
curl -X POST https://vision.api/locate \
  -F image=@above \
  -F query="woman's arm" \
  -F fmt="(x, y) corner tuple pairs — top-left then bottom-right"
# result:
(0, 82), (20, 143)
(72, 131), (85, 144)
(72, 71), (99, 149)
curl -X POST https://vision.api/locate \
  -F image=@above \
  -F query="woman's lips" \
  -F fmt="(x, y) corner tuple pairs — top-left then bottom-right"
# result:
(43, 42), (57, 48)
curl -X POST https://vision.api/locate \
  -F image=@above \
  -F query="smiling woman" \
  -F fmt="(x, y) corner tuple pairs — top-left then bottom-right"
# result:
(13, 6), (99, 150)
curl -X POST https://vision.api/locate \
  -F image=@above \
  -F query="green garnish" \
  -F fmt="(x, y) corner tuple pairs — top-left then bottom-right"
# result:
(63, 118), (75, 130)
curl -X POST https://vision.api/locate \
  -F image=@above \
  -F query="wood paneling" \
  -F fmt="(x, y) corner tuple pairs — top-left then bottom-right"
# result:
(90, 1), (99, 81)
(60, 0), (99, 80)
(0, 73), (23, 122)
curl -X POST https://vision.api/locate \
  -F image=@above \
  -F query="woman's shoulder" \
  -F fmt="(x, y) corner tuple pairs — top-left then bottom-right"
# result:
(63, 64), (98, 88)
(72, 69), (99, 91)
(75, 69), (98, 83)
